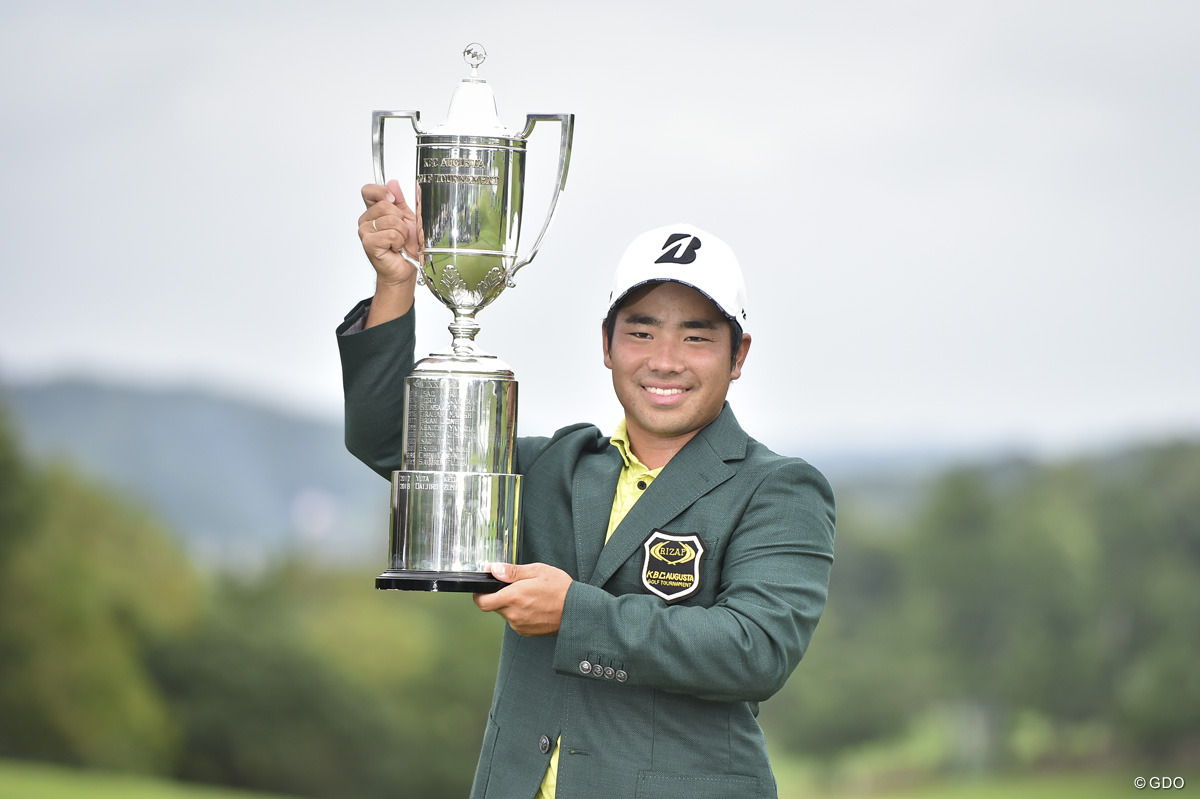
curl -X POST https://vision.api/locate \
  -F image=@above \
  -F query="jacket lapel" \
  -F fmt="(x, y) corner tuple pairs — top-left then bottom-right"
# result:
(571, 444), (623, 584)
(587, 404), (747, 589)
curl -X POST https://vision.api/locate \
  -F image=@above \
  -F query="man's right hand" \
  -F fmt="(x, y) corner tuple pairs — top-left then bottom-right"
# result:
(358, 180), (422, 327)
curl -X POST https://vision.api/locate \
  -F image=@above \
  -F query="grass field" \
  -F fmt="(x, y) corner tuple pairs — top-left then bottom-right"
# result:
(0, 759), (300, 799)
(1, 757), (1157, 799)
(867, 772), (1149, 798)
(781, 771), (1147, 798)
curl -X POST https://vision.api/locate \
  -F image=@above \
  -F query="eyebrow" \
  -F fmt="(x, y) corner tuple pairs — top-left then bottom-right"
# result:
(621, 312), (719, 331)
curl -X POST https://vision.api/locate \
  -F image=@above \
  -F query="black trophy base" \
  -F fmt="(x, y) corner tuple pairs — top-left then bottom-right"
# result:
(376, 569), (503, 593)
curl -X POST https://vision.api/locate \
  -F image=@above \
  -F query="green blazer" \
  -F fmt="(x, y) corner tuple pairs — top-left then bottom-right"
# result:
(338, 303), (836, 799)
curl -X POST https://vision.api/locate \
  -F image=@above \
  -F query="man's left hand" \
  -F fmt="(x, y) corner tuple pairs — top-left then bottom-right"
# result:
(474, 562), (572, 636)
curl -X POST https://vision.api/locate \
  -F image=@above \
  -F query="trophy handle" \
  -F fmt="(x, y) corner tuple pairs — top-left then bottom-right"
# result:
(507, 113), (574, 285)
(372, 110), (426, 275)
(372, 110), (423, 186)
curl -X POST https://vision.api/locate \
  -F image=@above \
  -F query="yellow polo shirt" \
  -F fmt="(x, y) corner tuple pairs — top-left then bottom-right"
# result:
(536, 419), (662, 799)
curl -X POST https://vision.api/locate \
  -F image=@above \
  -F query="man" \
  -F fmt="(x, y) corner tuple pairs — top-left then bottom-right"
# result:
(338, 180), (835, 799)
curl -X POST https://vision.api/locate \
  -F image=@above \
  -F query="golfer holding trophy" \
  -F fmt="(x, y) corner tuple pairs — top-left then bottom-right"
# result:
(338, 43), (835, 799)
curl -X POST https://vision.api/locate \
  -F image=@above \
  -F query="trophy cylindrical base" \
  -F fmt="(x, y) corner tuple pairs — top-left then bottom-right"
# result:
(389, 471), (521, 573)
(376, 569), (503, 593)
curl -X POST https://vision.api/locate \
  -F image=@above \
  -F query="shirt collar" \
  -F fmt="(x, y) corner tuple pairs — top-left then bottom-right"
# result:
(610, 418), (652, 472)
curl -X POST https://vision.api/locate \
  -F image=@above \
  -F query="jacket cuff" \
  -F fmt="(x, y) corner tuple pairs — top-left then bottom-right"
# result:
(552, 581), (625, 681)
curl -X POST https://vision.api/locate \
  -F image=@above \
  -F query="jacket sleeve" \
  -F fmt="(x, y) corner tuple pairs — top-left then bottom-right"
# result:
(551, 459), (835, 703)
(337, 300), (415, 480)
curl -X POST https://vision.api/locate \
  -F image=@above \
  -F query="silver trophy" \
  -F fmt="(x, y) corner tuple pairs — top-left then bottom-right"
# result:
(372, 43), (573, 592)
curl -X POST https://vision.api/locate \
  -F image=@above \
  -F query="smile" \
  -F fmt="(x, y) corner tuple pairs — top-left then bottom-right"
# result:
(645, 387), (686, 396)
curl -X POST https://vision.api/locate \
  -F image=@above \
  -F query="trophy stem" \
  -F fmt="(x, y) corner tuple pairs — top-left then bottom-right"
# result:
(449, 312), (482, 356)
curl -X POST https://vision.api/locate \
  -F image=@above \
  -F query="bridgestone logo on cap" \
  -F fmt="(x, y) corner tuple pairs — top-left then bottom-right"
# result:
(655, 233), (702, 265)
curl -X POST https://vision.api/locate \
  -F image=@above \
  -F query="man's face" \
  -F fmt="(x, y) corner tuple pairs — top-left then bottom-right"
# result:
(602, 281), (750, 457)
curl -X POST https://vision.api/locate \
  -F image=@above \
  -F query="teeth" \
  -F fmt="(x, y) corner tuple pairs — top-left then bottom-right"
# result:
(647, 387), (684, 396)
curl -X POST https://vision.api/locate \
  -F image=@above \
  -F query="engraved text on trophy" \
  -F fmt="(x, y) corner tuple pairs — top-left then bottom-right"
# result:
(403, 376), (516, 474)
(415, 142), (526, 314)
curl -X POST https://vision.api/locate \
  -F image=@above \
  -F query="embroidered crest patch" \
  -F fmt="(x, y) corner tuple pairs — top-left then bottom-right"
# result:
(641, 530), (705, 602)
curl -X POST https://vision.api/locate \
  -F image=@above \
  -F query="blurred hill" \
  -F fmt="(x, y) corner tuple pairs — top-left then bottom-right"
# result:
(0, 377), (388, 569)
(0, 376), (961, 569)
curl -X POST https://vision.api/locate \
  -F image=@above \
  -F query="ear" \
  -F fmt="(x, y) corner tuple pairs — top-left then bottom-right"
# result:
(730, 333), (751, 381)
(601, 321), (614, 370)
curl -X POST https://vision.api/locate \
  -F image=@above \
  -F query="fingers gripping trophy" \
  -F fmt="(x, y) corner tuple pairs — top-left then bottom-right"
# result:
(371, 44), (574, 593)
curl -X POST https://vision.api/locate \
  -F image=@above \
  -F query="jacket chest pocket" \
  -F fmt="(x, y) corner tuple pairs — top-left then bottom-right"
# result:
(636, 771), (762, 799)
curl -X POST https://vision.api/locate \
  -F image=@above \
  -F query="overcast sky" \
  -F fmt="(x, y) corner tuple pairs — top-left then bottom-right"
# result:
(1, 0), (1197, 457)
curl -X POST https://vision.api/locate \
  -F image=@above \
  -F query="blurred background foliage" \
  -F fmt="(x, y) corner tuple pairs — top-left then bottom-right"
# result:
(1, 400), (1197, 798)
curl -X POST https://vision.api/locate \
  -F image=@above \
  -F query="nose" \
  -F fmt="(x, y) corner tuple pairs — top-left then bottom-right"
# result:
(646, 337), (686, 374)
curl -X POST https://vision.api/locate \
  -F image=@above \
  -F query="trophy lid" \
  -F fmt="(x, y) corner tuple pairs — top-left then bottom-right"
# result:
(434, 43), (514, 136)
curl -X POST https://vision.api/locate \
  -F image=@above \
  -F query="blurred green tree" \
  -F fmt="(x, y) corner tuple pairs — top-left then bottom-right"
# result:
(0, 408), (39, 561)
(0, 409), (203, 773)
(764, 443), (1200, 773)
(1096, 444), (1200, 758)
(147, 563), (503, 799)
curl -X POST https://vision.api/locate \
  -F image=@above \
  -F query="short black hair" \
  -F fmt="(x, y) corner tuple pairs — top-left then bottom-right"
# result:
(603, 281), (744, 370)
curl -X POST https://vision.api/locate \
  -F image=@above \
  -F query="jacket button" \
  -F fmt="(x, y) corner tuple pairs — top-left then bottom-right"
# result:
(539, 735), (552, 754)
(579, 661), (592, 674)
(615, 670), (628, 682)
(603, 667), (615, 680)
(591, 661), (603, 676)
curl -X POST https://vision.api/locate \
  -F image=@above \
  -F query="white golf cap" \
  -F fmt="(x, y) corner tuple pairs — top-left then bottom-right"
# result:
(607, 224), (750, 334)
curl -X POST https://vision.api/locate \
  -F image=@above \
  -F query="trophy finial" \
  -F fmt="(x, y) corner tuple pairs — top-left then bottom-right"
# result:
(463, 43), (487, 73)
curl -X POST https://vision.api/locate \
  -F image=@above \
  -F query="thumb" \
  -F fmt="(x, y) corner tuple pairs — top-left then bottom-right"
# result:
(489, 562), (534, 583)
